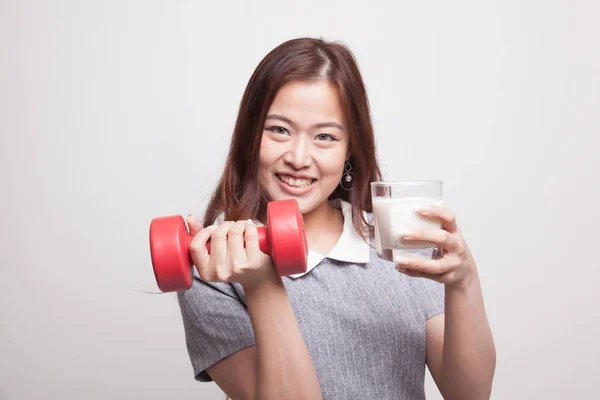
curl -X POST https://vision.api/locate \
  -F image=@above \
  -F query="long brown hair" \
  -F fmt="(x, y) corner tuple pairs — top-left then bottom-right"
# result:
(202, 37), (383, 239)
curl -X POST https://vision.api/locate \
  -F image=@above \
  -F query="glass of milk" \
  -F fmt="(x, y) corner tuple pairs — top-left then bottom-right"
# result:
(371, 181), (443, 263)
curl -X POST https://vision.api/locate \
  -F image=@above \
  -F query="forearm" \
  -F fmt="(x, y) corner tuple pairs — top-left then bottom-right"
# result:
(441, 273), (496, 399)
(244, 275), (322, 400)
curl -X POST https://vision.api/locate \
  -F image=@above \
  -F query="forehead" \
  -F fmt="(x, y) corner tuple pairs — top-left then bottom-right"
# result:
(268, 80), (344, 124)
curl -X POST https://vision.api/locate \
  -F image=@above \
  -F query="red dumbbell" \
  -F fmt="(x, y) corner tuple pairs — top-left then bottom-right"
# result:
(149, 198), (308, 292)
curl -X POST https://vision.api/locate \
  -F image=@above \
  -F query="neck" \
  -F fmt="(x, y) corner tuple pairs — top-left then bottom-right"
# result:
(302, 199), (344, 252)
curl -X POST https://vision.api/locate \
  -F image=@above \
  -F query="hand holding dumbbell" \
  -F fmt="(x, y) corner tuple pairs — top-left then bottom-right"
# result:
(149, 199), (308, 292)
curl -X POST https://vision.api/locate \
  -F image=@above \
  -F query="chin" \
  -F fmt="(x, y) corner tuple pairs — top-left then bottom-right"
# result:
(268, 192), (313, 213)
(295, 199), (319, 215)
(277, 192), (332, 216)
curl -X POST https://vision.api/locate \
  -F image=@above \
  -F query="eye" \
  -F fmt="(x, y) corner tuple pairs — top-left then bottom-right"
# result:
(266, 126), (290, 135)
(316, 133), (337, 141)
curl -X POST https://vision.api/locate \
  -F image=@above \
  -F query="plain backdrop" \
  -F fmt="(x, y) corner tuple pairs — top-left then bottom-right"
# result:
(1, 0), (599, 399)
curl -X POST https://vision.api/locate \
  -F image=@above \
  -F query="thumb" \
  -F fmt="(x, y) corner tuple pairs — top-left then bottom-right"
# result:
(186, 214), (203, 235)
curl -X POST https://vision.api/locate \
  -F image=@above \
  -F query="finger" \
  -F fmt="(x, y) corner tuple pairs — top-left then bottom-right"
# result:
(227, 220), (250, 265)
(395, 253), (462, 276)
(244, 220), (262, 262)
(189, 225), (218, 278)
(186, 214), (203, 235)
(395, 265), (425, 278)
(209, 221), (235, 263)
(415, 204), (458, 233)
(395, 265), (446, 283)
(399, 229), (461, 253)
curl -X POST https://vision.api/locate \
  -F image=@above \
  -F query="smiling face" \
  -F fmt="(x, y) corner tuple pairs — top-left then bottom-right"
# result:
(258, 80), (349, 215)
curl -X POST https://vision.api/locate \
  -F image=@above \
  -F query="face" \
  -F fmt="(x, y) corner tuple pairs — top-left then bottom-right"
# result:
(258, 80), (349, 215)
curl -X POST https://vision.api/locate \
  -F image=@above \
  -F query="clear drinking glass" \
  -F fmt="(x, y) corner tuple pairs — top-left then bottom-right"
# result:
(371, 181), (443, 262)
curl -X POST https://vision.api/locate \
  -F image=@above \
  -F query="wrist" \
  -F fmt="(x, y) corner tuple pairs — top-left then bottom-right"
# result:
(446, 269), (480, 293)
(242, 272), (284, 296)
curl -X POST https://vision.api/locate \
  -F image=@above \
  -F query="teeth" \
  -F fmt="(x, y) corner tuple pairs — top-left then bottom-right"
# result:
(278, 174), (313, 188)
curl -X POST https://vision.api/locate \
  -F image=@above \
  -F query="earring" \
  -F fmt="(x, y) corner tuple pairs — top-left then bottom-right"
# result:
(340, 159), (354, 191)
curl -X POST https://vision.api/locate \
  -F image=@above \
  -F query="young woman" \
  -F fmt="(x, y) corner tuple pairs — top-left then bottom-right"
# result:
(177, 37), (496, 400)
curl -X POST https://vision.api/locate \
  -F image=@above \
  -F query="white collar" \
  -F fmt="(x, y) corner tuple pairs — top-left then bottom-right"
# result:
(288, 198), (371, 279)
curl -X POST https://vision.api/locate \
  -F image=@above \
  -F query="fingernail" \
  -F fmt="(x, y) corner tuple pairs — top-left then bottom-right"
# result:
(399, 230), (414, 238)
(395, 256), (410, 264)
(396, 266), (407, 273)
(415, 205), (431, 212)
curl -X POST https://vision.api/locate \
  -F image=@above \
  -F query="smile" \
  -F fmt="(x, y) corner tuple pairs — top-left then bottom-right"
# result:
(277, 174), (316, 188)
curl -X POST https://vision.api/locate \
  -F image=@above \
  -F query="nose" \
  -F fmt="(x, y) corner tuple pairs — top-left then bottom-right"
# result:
(283, 135), (313, 169)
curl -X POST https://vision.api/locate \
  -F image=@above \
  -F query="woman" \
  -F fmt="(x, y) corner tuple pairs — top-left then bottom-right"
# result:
(177, 37), (496, 400)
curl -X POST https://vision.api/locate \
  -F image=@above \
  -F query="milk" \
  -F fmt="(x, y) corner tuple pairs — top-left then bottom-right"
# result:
(373, 197), (443, 262)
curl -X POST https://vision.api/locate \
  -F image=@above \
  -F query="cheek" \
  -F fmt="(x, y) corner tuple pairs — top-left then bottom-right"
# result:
(259, 138), (277, 165)
(317, 154), (346, 181)
(258, 146), (277, 183)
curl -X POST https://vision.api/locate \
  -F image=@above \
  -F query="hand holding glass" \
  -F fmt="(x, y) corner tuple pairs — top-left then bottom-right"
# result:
(371, 181), (443, 263)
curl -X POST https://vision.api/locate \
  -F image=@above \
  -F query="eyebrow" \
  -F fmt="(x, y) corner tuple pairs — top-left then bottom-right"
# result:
(266, 114), (344, 131)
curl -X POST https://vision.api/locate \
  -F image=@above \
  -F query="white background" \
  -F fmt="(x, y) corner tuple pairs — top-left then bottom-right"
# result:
(2, 0), (599, 399)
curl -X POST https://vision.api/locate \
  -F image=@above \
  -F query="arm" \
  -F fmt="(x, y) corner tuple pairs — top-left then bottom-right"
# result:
(188, 218), (322, 400)
(205, 275), (322, 400)
(395, 205), (496, 399)
(426, 273), (496, 400)
(245, 274), (322, 400)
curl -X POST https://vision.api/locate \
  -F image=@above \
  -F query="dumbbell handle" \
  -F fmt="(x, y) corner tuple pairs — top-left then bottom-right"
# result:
(184, 226), (272, 261)
(150, 199), (307, 292)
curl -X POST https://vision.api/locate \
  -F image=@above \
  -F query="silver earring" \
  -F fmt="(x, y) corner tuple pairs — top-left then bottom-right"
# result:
(340, 159), (354, 191)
